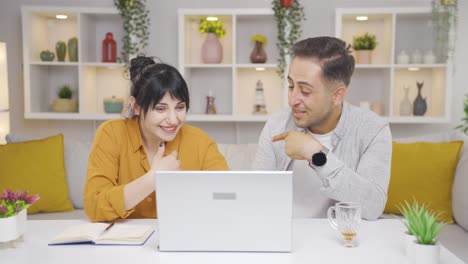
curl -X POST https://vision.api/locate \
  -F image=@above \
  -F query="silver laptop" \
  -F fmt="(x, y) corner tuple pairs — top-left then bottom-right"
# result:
(155, 171), (292, 252)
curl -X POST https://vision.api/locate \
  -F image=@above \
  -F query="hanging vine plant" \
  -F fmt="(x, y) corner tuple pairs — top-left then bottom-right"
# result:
(431, 0), (457, 63)
(114, 0), (150, 63)
(272, 0), (305, 79)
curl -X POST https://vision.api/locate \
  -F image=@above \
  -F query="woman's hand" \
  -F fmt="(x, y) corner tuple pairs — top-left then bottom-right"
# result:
(150, 142), (181, 171)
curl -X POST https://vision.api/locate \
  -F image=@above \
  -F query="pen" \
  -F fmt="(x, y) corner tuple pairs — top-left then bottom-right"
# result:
(104, 222), (115, 232)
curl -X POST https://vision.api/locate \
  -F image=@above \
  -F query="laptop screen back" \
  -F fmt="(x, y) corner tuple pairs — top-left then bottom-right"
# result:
(155, 171), (292, 252)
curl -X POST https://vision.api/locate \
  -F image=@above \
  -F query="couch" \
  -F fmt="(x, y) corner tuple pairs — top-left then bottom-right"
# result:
(4, 132), (468, 262)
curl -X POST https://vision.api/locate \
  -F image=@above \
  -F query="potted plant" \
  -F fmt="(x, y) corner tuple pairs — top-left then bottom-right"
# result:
(114, 0), (150, 63)
(455, 94), (468, 134)
(397, 200), (425, 257)
(198, 18), (226, 64)
(352, 32), (377, 64)
(431, 0), (457, 63)
(0, 189), (39, 246)
(399, 199), (445, 264)
(250, 34), (268, 63)
(272, 0), (305, 78)
(411, 209), (445, 264)
(51, 85), (78, 113)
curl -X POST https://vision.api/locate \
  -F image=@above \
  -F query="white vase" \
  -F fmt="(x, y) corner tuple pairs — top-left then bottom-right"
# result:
(399, 85), (412, 116)
(0, 209), (27, 243)
(412, 240), (440, 264)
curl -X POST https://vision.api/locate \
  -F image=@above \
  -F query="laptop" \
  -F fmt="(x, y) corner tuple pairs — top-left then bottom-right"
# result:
(155, 171), (292, 252)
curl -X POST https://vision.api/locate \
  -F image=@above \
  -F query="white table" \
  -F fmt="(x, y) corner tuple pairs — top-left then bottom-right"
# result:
(0, 219), (464, 264)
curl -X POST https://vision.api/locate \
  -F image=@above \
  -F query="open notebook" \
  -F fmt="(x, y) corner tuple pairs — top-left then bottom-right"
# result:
(48, 223), (154, 246)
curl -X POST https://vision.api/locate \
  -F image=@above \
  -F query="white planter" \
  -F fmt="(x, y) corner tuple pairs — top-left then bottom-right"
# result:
(404, 231), (415, 258)
(412, 240), (440, 264)
(0, 209), (27, 242)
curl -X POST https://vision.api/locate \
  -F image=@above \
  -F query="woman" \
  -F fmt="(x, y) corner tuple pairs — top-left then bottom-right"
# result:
(84, 56), (229, 222)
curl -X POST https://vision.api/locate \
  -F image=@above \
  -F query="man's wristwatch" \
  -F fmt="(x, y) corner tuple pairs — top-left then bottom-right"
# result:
(308, 146), (329, 168)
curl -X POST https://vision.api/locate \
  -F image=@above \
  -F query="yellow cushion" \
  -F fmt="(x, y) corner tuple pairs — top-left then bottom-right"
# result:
(384, 141), (463, 223)
(0, 134), (74, 213)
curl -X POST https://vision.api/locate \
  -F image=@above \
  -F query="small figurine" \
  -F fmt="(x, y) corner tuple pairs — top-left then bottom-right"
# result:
(205, 90), (217, 114)
(252, 80), (267, 114)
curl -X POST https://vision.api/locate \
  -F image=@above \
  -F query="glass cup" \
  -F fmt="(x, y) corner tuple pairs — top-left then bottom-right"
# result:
(327, 202), (361, 247)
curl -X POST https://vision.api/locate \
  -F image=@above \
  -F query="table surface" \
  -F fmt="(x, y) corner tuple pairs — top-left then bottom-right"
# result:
(0, 219), (464, 264)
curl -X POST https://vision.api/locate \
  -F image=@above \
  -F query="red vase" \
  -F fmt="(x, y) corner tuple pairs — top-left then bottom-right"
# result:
(250, 41), (267, 63)
(280, 0), (293, 8)
(102, 32), (117, 62)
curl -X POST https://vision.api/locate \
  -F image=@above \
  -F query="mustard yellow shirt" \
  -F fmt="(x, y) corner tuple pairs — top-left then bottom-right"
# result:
(84, 118), (229, 222)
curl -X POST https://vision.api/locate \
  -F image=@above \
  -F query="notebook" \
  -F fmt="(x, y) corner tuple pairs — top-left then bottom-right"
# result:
(48, 223), (154, 246)
(156, 171), (293, 252)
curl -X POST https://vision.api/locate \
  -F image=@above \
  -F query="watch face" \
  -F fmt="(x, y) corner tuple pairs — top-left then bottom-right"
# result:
(312, 152), (327, 166)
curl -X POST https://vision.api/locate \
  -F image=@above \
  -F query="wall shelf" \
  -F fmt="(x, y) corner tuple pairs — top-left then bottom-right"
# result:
(336, 7), (452, 123)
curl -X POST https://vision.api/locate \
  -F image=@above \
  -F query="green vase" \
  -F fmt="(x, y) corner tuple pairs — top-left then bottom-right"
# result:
(40, 50), (55, 61)
(56, 41), (66, 62)
(68, 37), (78, 62)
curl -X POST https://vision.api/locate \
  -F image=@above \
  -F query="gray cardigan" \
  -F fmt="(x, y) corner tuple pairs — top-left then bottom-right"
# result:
(253, 102), (392, 220)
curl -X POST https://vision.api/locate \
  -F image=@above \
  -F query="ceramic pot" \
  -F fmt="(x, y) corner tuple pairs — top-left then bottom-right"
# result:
(0, 209), (27, 243)
(250, 41), (267, 63)
(404, 231), (415, 259)
(68, 37), (78, 62)
(51, 98), (78, 112)
(40, 50), (55, 61)
(354, 50), (372, 64)
(397, 50), (410, 64)
(411, 49), (423, 64)
(412, 241), (440, 264)
(103, 96), (124, 113)
(201, 33), (222, 64)
(56, 41), (66, 62)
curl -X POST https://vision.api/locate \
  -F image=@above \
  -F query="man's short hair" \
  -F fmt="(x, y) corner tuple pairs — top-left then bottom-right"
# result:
(292, 36), (355, 87)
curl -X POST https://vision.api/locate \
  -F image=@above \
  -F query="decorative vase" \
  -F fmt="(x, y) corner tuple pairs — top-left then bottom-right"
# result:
(354, 50), (372, 64)
(412, 241), (440, 264)
(399, 85), (412, 116)
(0, 209), (27, 244)
(56, 41), (66, 62)
(205, 91), (217, 114)
(250, 41), (267, 63)
(413, 81), (427, 116)
(40, 50), (55, 61)
(280, 0), (293, 8)
(201, 33), (222, 64)
(68, 37), (78, 62)
(51, 98), (78, 112)
(102, 32), (117, 63)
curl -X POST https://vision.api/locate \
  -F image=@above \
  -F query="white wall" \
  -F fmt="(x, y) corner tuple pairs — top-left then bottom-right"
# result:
(1, 0), (467, 143)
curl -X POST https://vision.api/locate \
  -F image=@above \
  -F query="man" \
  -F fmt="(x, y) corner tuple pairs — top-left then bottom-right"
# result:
(254, 36), (392, 220)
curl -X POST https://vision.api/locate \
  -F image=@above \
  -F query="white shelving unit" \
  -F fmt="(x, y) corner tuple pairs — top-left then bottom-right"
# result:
(336, 7), (452, 123)
(178, 9), (286, 122)
(22, 6), (129, 120)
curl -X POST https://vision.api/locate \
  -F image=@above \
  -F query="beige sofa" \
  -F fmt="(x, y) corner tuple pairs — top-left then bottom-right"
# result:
(7, 132), (468, 262)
